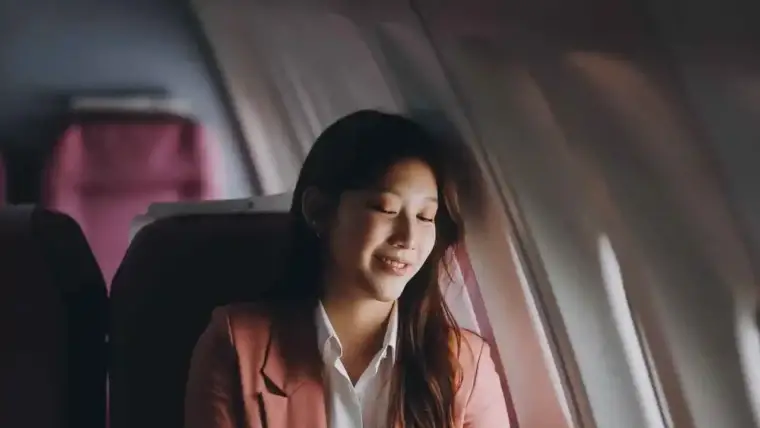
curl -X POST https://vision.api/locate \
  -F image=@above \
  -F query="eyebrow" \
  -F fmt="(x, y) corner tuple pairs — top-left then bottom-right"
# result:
(373, 188), (438, 203)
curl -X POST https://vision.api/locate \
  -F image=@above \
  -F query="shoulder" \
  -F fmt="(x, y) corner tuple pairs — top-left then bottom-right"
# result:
(207, 302), (279, 339)
(213, 302), (273, 329)
(452, 328), (511, 425)
(452, 328), (491, 398)
(207, 300), (312, 350)
(201, 302), (275, 354)
(454, 328), (489, 368)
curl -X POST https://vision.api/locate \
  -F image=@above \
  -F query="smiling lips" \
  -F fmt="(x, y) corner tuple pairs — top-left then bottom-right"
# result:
(375, 255), (413, 275)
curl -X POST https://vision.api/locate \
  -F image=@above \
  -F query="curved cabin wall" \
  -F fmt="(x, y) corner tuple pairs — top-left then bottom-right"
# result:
(0, 0), (252, 202)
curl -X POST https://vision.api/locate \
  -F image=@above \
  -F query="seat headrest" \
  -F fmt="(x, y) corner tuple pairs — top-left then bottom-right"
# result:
(70, 96), (192, 117)
(147, 193), (293, 216)
(0, 205), (106, 295)
(129, 193), (293, 242)
(114, 212), (292, 303)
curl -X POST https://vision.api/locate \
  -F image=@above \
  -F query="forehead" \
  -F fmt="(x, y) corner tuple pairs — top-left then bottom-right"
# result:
(375, 158), (438, 192)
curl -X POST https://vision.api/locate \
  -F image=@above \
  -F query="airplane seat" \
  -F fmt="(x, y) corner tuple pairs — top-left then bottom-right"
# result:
(0, 206), (108, 428)
(42, 113), (214, 287)
(128, 192), (294, 241)
(109, 212), (291, 428)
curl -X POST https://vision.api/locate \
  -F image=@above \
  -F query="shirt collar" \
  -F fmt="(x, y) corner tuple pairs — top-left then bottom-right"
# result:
(315, 300), (398, 364)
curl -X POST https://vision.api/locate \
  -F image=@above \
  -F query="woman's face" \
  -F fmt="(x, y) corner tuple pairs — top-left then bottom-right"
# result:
(323, 158), (439, 302)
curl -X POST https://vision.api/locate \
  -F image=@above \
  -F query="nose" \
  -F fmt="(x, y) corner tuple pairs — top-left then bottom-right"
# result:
(389, 214), (416, 249)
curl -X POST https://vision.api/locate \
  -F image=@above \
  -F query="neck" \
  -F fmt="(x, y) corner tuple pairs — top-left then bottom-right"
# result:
(321, 291), (394, 358)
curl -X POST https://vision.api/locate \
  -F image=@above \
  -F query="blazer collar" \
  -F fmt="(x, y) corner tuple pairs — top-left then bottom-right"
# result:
(256, 302), (328, 428)
(260, 302), (323, 396)
(255, 300), (402, 428)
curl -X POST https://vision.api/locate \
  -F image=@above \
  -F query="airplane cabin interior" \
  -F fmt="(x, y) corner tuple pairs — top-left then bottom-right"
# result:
(2, 0), (760, 427)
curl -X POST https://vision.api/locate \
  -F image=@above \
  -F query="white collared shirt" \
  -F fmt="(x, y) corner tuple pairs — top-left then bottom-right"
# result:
(315, 302), (398, 428)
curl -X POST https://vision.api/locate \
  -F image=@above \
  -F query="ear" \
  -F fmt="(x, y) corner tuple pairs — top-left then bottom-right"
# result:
(301, 186), (330, 234)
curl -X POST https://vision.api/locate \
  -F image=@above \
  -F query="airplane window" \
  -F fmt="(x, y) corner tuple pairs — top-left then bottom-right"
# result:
(636, 316), (674, 428)
(736, 298), (760, 425)
(506, 237), (576, 427)
(454, 191), (576, 427)
(598, 234), (669, 428)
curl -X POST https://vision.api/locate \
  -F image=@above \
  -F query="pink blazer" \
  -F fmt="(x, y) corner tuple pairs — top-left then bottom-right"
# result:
(185, 302), (510, 428)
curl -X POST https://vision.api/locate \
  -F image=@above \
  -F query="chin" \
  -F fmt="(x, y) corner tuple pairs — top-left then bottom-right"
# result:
(371, 294), (399, 303)
(366, 278), (408, 302)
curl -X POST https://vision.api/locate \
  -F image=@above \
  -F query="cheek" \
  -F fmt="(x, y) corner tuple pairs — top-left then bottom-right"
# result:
(328, 214), (379, 264)
(417, 227), (438, 261)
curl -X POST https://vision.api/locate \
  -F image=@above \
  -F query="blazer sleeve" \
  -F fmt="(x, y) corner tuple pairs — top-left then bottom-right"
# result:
(463, 340), (512, 427)
(185, 307), (241, 428)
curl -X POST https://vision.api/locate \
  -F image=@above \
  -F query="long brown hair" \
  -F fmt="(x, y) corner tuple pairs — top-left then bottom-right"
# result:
(274, 110), (466, 427)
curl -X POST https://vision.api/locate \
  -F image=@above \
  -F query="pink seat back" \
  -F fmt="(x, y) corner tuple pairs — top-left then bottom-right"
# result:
(0, 206), (108, 428)
(109, 212), (290, 428)
(43, 113), (214, 287)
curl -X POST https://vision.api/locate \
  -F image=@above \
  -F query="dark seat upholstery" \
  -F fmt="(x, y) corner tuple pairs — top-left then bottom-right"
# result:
(0, 206), (108, 428)
(109, 212), (290, 428)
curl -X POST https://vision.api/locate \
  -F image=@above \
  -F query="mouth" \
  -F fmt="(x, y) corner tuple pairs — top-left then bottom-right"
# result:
(375, 255), (413, 276)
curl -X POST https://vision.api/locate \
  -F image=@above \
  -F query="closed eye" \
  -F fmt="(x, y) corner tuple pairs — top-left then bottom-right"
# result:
(374, 207), (398, 215)
(418, 216), (435, 223)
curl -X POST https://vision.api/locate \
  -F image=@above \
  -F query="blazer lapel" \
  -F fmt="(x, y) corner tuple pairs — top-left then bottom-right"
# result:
(257, 307), (327, 428)
(259, 381), (325, 428)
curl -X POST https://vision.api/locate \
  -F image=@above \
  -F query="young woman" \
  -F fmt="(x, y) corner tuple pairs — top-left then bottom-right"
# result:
(185, 110), (510, 428)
